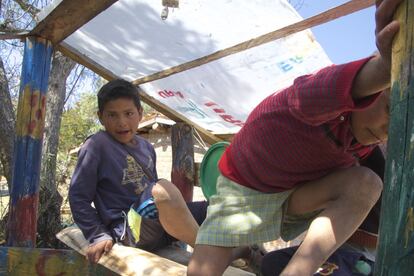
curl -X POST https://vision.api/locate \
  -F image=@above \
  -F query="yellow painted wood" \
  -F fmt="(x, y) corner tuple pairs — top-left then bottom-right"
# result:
(15, 88), (45, 138)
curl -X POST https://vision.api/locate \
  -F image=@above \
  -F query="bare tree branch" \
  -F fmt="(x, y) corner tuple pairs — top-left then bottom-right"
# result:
(0, 30), (27, 39)
(64, 64), (84, 105)
(13, 0), (40, 18)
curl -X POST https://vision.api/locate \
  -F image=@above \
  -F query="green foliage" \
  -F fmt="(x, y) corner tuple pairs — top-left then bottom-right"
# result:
(142, 101), (155, 115)
(59, 92), (101, 154)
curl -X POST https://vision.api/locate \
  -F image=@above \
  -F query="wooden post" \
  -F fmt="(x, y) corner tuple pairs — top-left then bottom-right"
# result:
(7, 37), (53, 247)
(171, 123), (194, 202)
(375, 1), (414, 274)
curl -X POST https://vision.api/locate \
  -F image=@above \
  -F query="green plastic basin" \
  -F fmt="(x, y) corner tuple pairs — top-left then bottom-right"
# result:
(199, 141), (230, 199)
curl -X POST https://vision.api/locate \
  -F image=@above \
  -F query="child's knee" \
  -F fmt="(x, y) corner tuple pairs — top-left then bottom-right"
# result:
(151, 179), (182, 204)
(347, 166), (383, 203)
(188, 245), (233, 276)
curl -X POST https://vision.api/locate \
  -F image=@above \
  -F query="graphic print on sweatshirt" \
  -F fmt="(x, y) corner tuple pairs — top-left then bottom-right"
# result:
(121, 155), (148, 194)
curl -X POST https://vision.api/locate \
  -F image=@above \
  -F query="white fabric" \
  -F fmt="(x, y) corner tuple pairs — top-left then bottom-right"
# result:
(64, 0), (332, 133)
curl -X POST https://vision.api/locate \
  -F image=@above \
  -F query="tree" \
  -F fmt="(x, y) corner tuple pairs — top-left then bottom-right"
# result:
(37, 52), (75, 248)
(0, 56), (15, 185)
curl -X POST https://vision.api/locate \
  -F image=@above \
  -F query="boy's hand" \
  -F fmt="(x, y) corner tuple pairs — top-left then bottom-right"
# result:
(353, 0), (403, 98)
(87, 239), (113, 263)
(375, 0), (403, 70)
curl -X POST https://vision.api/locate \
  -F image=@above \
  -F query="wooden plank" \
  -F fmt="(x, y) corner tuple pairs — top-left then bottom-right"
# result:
(171, 123), (194, 201)
(0, 247), (116, 275)
(7, 37), (53, 247)
(375, 0), (414, 275)
(57, 226), (187, 276)
(56, 226), (253, 276)
(57, 43), (222, 145)
(30, 0), (118, 44)
(132, 0), (375, 85)
(155, 246), (255, 276)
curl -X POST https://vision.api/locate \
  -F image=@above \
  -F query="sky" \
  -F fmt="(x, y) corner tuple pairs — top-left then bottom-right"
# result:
(295, 0), (376, 65)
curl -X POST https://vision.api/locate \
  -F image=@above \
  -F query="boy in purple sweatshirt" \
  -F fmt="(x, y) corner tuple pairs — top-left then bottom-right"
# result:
(69, 79), (207, 263)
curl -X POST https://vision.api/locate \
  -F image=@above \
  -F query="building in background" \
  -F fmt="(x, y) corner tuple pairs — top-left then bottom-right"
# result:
(138, 113), (209, 186)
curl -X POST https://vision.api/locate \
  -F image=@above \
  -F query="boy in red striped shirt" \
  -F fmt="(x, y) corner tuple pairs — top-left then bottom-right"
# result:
(188, 0), (402, 275)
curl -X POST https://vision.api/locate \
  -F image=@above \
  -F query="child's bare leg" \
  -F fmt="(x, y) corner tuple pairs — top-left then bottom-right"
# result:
(281, 167), (382, 276)
(188, 245), (234, 276)
(152, 179), (199, 247)
(231, 246), (252, 260)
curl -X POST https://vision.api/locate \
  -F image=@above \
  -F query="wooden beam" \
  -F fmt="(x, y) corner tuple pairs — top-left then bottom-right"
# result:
(30, 0), (118, 44)
(375, 0), (414, 275)
(171, 123), (194, 201)
(57, 226), (187, 276)
(132, 0), (375, 85)
(7, 37), (53, 247)
(0, 247), (116, 275)
(57, 43), (222, 145)
(216, 133), (234, 142)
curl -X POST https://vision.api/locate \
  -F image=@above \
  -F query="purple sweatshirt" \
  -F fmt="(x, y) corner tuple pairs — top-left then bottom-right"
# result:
(69, 131), (157, 245)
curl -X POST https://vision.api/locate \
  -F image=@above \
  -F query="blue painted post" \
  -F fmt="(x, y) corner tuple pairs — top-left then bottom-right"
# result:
(7, 37), (53, 247)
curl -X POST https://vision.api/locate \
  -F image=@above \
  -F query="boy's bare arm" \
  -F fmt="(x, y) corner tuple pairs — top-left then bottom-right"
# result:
(351, 0), (402, 99)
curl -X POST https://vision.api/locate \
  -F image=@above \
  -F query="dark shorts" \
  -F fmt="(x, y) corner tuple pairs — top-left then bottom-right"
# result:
(135, 200), (208, 252)
(261, 246), (374, 276)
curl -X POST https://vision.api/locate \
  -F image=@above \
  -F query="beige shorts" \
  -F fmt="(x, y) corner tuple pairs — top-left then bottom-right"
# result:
(196, 175), (319, 247)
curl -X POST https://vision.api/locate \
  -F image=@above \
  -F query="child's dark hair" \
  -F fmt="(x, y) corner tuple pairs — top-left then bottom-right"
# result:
(97, 79), (141, 113)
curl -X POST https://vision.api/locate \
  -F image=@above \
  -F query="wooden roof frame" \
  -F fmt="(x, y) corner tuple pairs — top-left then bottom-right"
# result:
(31, 0), (375, 144)
(30, 0), (118, 44)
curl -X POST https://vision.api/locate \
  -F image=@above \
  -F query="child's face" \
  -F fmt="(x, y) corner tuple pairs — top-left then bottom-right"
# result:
(351, 90), (390, 145)
(98, 97), (143, 145)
